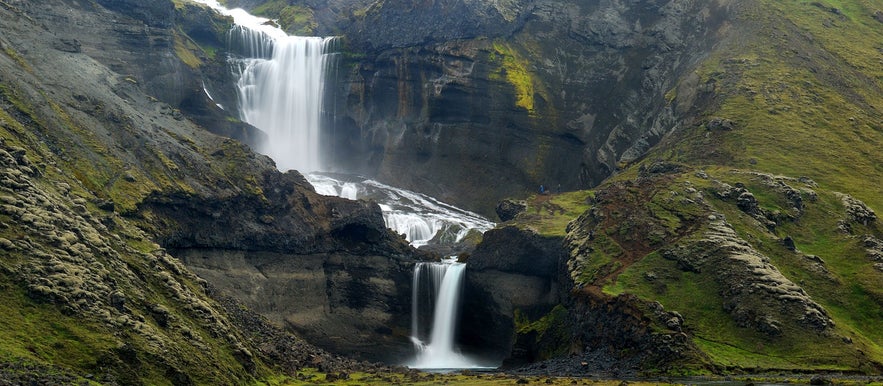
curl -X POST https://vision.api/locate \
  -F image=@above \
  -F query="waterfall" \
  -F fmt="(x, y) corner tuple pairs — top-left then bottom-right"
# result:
(194, 0), (335, 173)
(193, 1), (494, 248)
(229, 29), (336, 172)
(409, 260), (480, 369)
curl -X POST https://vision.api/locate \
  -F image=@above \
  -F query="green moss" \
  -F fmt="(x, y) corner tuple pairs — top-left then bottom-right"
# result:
(0, 273), (116, 377)
(509, 190), (593, 237)
(514, 305), (572, 360)
(251, 0), (317, 35)
(2, 43), (33, 73)
(575, 231), (624, 286)
(490, 41), (538, 114)
(173, 31), (203, 69)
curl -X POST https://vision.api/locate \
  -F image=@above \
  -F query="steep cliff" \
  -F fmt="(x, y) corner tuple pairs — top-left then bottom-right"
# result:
(317, 0), (735, 215)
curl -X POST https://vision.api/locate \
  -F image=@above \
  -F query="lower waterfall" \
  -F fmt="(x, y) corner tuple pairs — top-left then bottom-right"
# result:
(408, 259), (481, 369)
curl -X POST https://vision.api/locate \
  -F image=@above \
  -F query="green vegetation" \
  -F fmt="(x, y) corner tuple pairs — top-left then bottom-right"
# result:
(489, 41), (539, 114)
(1, 43), (32, 73)
(669, 0), (883, 213)
(509, 190), (593, 237)
(597, 169), (883, 372)
(579, 1), (883, 371)
(514, 305), (572, 360)
(174, 31), (204, 68)
(251, 0), (318, 35)
(0, 273), (114, 378)
(263, 368), (693, 385)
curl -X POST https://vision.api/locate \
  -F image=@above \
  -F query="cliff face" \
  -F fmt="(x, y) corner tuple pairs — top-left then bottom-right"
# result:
(322, 0), (735, 215)
(0, 0), (425, 381)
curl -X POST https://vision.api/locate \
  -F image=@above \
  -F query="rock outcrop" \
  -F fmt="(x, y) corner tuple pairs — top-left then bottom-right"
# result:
(662, 216), (834, 335)
(459, 226), (568, 363)
(20, 0), (263, 148)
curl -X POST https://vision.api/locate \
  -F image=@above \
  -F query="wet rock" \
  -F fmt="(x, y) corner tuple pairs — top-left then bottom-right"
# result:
(461, 226), (568, 364)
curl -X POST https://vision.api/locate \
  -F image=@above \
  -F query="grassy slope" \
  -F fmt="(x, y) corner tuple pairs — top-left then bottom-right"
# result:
(506, 0), (883, 374)
(601, 170), (883, 372)
(671, 0), (883, 211)
(607, 0), (883, 372)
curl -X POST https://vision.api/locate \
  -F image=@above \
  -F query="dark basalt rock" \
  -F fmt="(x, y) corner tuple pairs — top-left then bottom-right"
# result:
(458, 226), (568, 363)
(94, 0), (176, 28)
(325, 0), (735, 215)
(145, 168), (429, 362)
(496, 199), (527, 222)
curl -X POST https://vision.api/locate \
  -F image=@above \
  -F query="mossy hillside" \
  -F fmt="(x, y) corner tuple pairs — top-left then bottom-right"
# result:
(0, 138), (273, 385)
(507, 190), (594, 237)
(1, 23), (283, 383)
(0, 82), (176, 214)
(613, 1), (883, 370)
(250, 0), (318, 35)
(514, 305), (573, 361)
(599, 168), (883, 372)
(664, 0), (883, 214)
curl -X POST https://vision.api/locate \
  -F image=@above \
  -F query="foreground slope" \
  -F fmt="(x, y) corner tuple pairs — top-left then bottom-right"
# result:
(0, 0), (423, 382)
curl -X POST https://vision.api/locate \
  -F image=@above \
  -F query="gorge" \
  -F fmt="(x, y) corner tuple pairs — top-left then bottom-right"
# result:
(190, 1), (496, 368)
(1, 0), (883, 384)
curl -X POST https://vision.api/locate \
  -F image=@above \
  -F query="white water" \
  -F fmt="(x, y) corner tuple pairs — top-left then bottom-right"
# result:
(308, 173), (494, 247)
(193, 0), (335, 173)
(409, 260), (481, 369)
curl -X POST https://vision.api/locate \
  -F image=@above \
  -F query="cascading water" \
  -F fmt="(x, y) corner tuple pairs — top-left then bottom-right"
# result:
(308, 174), (495, 247)
(409, 259), (481, 369)
(193, 0), (335, 173)
(229, 30), (335, 172)
(193, 1), (494, 248)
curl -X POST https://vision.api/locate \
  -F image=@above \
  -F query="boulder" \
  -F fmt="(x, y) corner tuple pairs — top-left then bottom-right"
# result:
(496, 199), (527, 222)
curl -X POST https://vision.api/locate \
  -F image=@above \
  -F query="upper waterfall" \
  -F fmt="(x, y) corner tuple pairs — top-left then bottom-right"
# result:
(193, 0), (335, 173)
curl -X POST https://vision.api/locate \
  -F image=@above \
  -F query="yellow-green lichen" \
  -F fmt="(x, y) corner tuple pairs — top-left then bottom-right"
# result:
(490, 41), (537, 114)
(174, 31), (203, 69)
